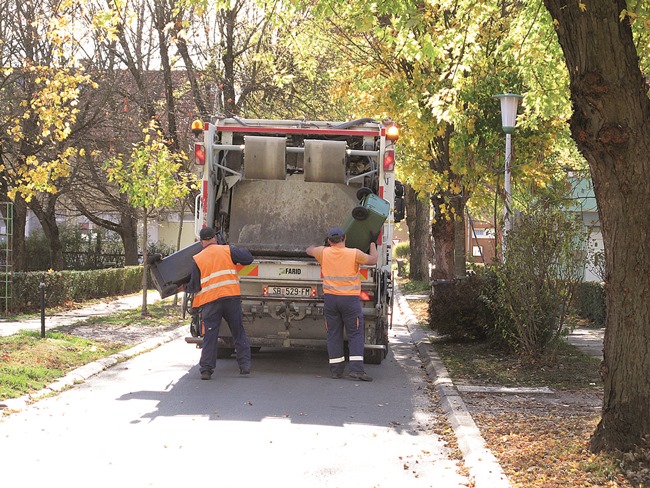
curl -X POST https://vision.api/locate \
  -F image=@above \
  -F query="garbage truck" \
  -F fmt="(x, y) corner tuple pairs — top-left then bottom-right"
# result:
(149, 117), (404, 364)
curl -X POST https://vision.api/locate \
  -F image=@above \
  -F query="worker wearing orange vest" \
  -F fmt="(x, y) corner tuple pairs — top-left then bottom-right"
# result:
(306, 227), (378, 381)
(185, 227), (254, 380)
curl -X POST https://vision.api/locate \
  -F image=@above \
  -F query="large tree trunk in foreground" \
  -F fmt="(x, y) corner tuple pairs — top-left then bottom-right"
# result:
(544, 0), (650, 452)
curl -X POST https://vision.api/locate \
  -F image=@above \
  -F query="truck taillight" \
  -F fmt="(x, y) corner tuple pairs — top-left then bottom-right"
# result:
(360, 291), (374, 301)
(383, 149), (395, 172)
(194, 143), (205, 165)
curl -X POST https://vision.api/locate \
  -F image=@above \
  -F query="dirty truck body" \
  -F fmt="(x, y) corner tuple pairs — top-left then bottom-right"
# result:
(190, 117), (400, 365)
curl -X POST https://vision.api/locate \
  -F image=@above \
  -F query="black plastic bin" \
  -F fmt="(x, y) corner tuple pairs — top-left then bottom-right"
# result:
(149, 241), (202, 298)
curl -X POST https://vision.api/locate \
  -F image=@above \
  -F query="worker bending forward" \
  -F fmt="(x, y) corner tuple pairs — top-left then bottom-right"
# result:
(306, 227), (378, 381)
(185, 227), (254, 380)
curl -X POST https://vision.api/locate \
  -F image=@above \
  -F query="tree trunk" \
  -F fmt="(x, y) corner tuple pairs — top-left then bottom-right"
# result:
(28, 195), (64, 270)
(430, 194), (455, 280)
(454, 201), (467, 278)
(221, 8), (239, 116)
(543, 0), (650, 452)
(141, 213), (149, 316)
(7, 198), (28, 272)
(173, 200), (187, 306)
(119, 207), (140, 266)
(404, 185), (431, 281)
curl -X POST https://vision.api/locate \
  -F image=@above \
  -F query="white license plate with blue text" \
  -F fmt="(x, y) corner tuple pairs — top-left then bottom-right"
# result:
(266, 286), (313, 297)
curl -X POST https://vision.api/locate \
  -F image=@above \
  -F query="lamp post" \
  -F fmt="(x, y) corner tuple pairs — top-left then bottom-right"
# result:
(494, 93), (523, 259)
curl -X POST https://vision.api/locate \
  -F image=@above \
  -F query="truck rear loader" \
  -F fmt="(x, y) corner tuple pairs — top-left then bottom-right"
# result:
(150, 117), (404, 365)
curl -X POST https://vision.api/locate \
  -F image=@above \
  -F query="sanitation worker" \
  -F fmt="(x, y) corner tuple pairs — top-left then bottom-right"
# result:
(306, 227), (378, 381)
(185, 227), (254, 380)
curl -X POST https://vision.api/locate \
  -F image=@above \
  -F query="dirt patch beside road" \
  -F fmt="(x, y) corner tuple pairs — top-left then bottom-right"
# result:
(55, 322), (184, 347)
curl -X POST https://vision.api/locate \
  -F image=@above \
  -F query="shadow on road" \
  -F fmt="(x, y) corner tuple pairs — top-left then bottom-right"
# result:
(117, 325), (432, 435)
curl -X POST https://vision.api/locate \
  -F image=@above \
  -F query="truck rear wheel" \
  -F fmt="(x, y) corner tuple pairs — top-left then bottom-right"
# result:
(364, 315), (389, 364)
(364, 349), (385, 365)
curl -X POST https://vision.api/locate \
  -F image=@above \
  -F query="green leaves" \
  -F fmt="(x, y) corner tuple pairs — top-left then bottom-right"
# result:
(104, 121), (197, 214)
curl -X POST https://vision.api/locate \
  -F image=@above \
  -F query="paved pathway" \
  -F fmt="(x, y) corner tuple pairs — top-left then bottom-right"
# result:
(567, 327), (604, 359)
(0, 292), (162, 337)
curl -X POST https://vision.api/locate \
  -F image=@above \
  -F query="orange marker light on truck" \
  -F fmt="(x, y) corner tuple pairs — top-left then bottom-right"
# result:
(386, 124), (400, 141)
(191, 119), (203, 138)
(194, 143), (205, 165)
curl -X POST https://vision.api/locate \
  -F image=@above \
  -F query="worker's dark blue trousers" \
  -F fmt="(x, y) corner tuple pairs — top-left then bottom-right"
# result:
(199, 297), (251, 374)
(323, 294), (365, 375)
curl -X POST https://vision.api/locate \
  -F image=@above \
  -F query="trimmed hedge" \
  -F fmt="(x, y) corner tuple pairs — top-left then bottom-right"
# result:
(0, 266), (144, 313)
(428, 273), (496, 341)
(572, 281), (606, 327)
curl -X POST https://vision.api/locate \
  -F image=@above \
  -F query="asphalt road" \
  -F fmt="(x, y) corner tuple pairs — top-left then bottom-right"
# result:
(0, 318), (470, 487)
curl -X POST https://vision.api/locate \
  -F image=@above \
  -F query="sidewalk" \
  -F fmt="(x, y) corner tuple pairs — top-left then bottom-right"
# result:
(395, 288), (511, 488)
(567, 326), (604, 359)
(0, 292), (163, 338)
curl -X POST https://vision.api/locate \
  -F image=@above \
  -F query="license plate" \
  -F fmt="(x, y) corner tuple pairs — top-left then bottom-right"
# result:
(266, 286), (313, 297)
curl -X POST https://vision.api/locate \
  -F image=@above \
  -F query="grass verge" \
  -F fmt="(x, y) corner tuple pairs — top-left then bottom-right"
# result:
(0, 300), (185, 402)
(0, 331), (124, 400)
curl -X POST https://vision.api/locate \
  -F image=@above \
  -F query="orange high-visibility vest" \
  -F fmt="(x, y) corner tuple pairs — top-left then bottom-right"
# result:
(322, 247), (361, 296)
(192, 244), (241, 307)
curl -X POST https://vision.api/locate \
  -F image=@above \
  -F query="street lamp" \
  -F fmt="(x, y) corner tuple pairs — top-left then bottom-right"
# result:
(494, 93), (523, 258)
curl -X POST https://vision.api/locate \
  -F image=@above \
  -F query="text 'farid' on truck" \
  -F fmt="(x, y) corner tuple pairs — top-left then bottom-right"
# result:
(149, 117), (405, 365)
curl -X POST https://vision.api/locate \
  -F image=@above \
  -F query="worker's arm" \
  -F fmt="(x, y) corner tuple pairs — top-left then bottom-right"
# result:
(306, 245), (323, 258)
(230, 245), (254, 265)
(364, 242), (378, 266)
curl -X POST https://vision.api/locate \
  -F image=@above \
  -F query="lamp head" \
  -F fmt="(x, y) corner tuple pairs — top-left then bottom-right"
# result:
(494, 93), (523, 134)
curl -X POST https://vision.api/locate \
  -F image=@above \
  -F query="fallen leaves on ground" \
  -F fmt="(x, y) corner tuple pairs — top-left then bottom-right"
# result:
(403, 295), (650, 487)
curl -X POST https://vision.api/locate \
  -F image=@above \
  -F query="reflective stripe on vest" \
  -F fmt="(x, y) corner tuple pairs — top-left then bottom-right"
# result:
(322, 247), (361, 296)
(192, 244), (240, 307)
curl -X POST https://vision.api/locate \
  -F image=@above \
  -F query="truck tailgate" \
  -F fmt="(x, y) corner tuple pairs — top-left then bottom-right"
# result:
(229, 179), (358, 256)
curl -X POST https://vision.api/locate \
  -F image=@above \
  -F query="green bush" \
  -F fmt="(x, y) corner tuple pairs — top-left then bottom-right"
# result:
(24, 225), (127, 271)
(147, 241), (177, 258)
(0, 266), (143, 313)
(491, 202), (586, 359)
(393, 241), (410, 259)
(572, 281), (605, 327)
(428, 271), (495, 341)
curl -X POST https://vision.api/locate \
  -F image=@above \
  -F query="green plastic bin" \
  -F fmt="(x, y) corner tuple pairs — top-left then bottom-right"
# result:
(342, 193), (390, 252)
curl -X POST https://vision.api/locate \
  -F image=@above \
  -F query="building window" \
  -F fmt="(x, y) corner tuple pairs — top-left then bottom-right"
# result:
(472, 246), (483, 257)
(473, 228), (495, 239)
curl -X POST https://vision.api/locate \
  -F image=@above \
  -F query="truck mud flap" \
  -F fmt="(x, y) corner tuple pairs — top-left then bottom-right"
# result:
(364, 344), (387, 365)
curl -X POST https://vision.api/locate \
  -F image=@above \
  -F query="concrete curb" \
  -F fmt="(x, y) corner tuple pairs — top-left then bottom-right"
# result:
(395, 286), (511, 488)
(0, 326), (187, 414)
